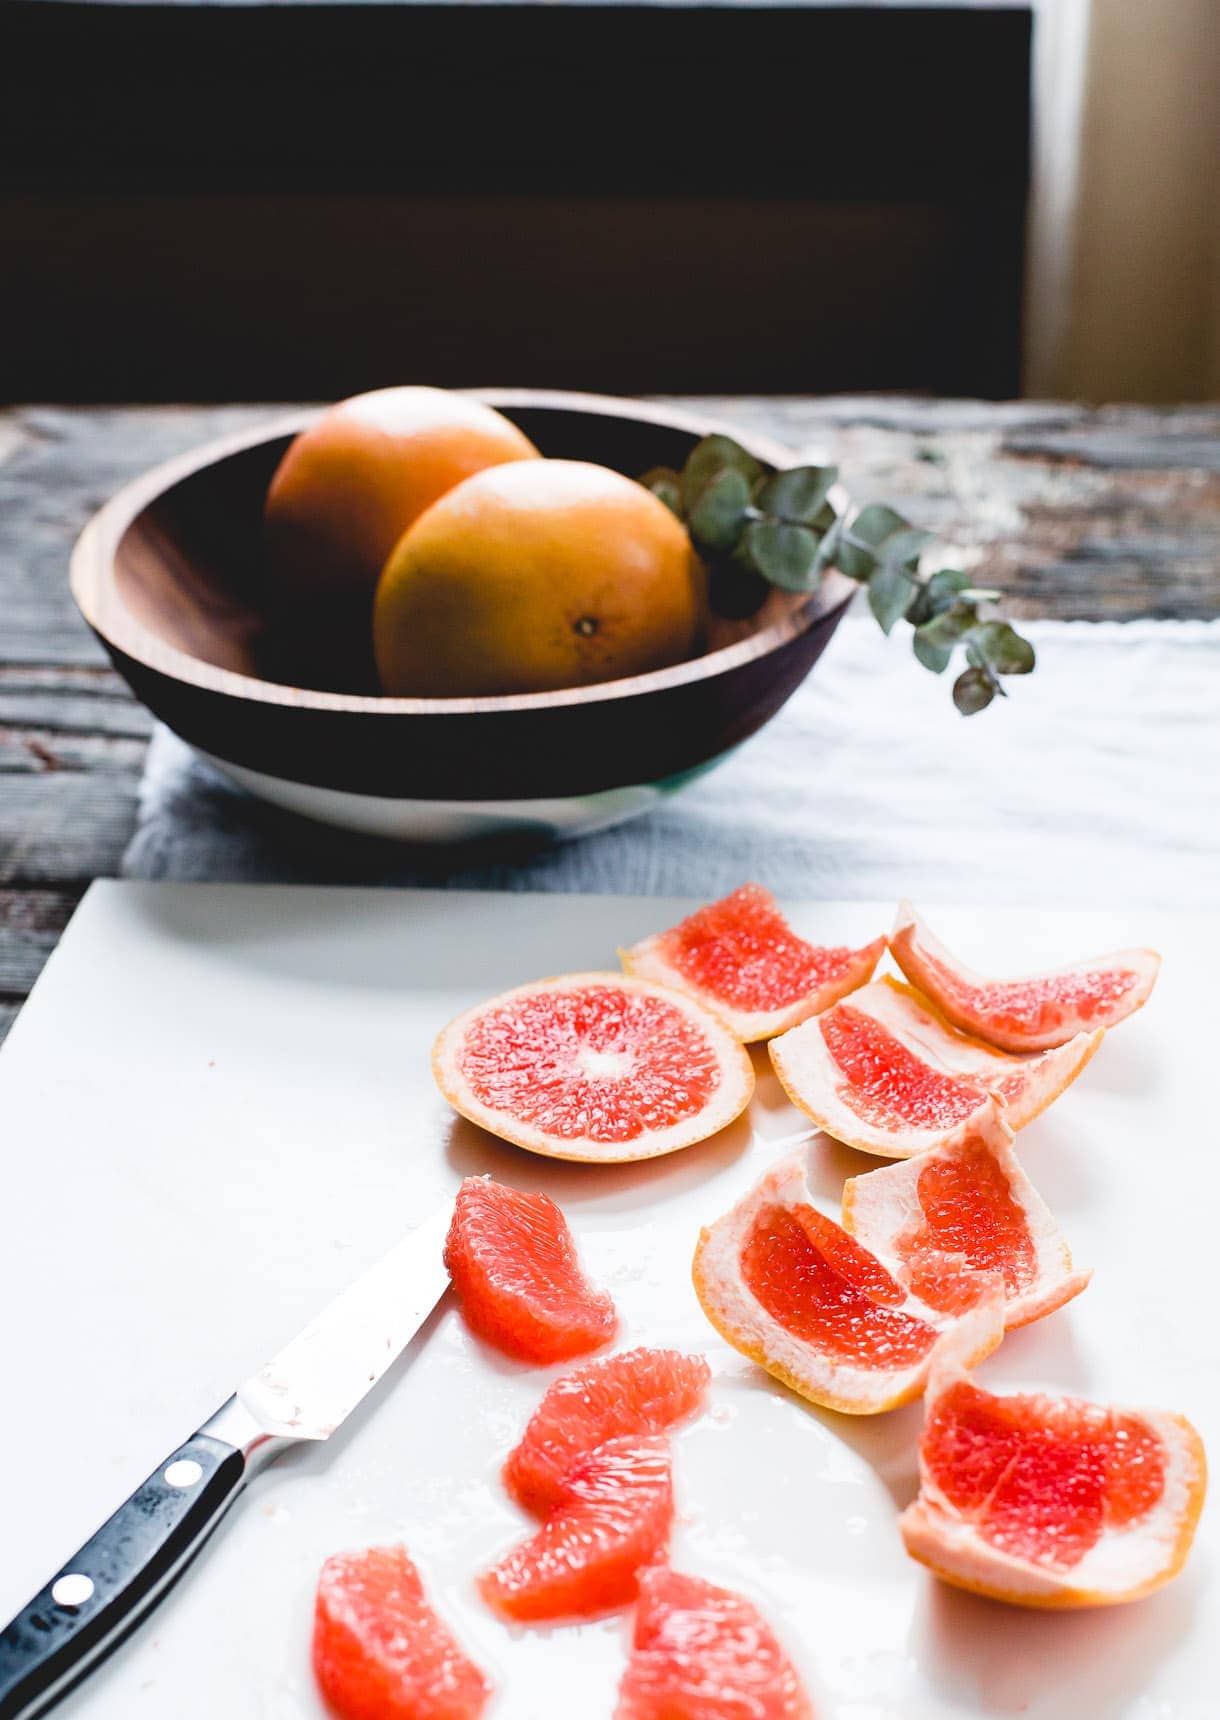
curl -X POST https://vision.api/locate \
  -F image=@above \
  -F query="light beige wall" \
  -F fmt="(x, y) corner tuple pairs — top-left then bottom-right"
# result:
(1026, 0), (1219, 401)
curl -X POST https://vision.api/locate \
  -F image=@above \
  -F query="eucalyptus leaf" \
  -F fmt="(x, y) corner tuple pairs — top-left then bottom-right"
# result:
(740, 519), (821, 591)
(811, 514), (843, 578)
(754, 465), (838, 525)
(813, 502), (838, 532)
(912, 629), (953, 674)
(638, 466), (683, 516)
(868, 562), (918, 635)
(680, 435), (763, 511)
(688, 467), (752, 553)
(953, 666), (996, 715)
(916, 599), (977, 649)
(836, 503), (910, 580)
(970, 619), (1036, 675)
(877, 525), (933, 571)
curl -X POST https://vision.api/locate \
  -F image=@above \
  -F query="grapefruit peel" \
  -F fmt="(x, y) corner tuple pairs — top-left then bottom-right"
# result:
(899, 1313), (1208, 1609)
(692, 1148), (1006, 1414)
(433, 972), (754, 1164)
(889, 901), (1160, 1053)
(841, 1100), (1091, 1331)
(622, 883), (885, 1042)
(768, 977), (1100, 1159)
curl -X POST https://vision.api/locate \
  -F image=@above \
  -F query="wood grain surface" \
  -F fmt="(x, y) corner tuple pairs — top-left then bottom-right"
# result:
(2, 396), (1217, 1040)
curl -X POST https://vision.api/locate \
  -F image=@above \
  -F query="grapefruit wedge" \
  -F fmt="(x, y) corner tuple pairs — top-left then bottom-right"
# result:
(616, 1564), (814, 1720)
(622, 883), (884, 1042)
(479, 1435), (673, 1622)
(842, 1099), (1091, 1330)
(444, 1176), (617, 1364)
(889, 901), (1160, 1052)
(504, 1347), (711, 1516)
(313, 1546), (491, 1720)
(692, 1150), (1005, 1413)
(433, 973), (753, 1163)
(900, 1316), (1208, 1608)
(769, 978), (1100, 1159)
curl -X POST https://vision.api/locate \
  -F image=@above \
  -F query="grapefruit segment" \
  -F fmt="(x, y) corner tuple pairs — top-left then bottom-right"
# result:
(889, 902), (1160, 1052)
(769, 978), (1099, 1158)
(444, 1176), (617, 1364)
(900, 1320), (1208, 1608)
(504, 1347), (711, 1516)
(478, 1435), (673, 1622)
(692, 1149), (1005, 1413)
(842, 1099), (1091, 1330)
(622, 884), (885, 1042)
(615, 1564), (815, 1720)
(433, 972), (754, 1163)
(313, 1546), (491, 1720)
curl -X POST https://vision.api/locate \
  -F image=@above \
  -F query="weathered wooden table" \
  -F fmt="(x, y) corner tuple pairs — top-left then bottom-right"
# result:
(2, 398), (1217, 1042)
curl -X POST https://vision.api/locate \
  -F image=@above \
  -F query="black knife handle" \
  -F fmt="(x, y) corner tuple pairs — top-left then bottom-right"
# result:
(0, 1432), (246, 1720)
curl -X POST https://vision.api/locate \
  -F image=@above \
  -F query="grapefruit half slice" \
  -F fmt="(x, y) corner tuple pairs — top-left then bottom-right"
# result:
(479, 1434), (673, 1622)
(444, 1176), (617, 1364)
(504, 1347), (711, 1516)
(692, 1150), (1005, 1413)
(313, 1546), (492, 1720)
(900, 1316), (1208, 1608)
(615, 1564), (814, 1720)
(889, 901), (1160, 1052)
(433, 972), (754, 1163)
(842, 1099), (1091, 1330)
(622, 883), (884, 1042)
(769, 978), (1099, 1159)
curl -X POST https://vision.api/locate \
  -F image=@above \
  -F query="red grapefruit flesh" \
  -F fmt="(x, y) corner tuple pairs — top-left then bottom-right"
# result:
(900, 1319), (1208, 1607)
(692, 1149), (1005, 1413)
(313, 1546), (491, 1720)
(842, 1099), (1091, 1329)
(433, 972), (754, 1163)
(889, 901), (1160, 1052)
(615, 1564), (815, 1720)
(479, 1435), (673, 1622)
(504, 1347), (711, 1516)
(622, 883), (884, 1042)
(769, 978), (1100, 1158)
(444, 1176), (617, 1364)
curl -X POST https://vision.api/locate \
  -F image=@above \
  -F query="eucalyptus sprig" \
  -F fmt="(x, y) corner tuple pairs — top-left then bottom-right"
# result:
(640, 435), (1035, 714)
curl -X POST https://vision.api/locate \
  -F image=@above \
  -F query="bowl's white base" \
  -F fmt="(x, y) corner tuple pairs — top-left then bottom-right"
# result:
(197, 750), (729, 844)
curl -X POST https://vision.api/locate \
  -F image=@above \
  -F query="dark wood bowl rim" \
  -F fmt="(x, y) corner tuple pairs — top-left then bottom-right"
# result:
(69, 388), (857, 716)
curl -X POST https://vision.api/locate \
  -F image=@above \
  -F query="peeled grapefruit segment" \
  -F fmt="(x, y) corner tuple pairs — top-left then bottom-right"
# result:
(479, 1435), (673, 1622)
(622, 883), (885, 1042)
(889, 901), (1160, 1053)
(444, 1176), (617, 1364)
(769, 978), (1100, 1158)
(433, 972), (754, 1163)
(313, 1546), (491, 1720)
(900, 1318), (1208, 1608)
(842, 1099), (1091, 1329)
(504, 1347), (711, 1516)
(692, 1150), (1005, 1413)
(615, 1564), (815, 1720)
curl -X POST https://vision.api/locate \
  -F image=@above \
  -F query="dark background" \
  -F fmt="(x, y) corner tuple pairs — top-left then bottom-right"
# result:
(1, 1), (1031, 402)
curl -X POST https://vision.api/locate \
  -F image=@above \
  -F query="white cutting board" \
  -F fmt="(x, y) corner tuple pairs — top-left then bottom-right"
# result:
(0, 883), (1215, 1720)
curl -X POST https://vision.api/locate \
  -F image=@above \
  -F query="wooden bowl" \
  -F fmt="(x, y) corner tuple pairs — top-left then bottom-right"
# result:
(70, 390), (855, 843)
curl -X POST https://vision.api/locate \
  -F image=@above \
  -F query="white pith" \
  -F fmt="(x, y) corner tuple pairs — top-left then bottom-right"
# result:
(433, 970), (754, 1163)
(693, 1149), (1005, 1413)
(841, 1100), (1092, 1330)
(889, 900), (1161, 1053)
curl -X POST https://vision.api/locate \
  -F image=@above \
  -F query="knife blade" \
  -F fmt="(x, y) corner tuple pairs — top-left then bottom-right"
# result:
(0, 1202), (453, 1720)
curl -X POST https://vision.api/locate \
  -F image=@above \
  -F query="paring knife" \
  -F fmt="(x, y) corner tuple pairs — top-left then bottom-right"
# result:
(0, 1203), (452, 1720)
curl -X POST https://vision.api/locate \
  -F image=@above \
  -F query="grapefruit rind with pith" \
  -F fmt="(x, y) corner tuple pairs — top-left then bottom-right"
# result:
(841, 1099), (1091, 1331)
(621, 883), (885, 1042)
(888, 901), (1160, 1053)
(899, 1316), (1207, 1608)
(692, 1148), (1005, 1414)
(433, 972), (754, 1164)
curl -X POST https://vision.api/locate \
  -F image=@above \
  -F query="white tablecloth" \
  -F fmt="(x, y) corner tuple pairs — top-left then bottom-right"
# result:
(122, 618), (1220, 910)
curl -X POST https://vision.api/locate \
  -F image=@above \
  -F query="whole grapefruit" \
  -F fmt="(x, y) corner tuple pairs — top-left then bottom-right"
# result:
(372, 460), (707, 697)
(263, 386), (539, 686)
